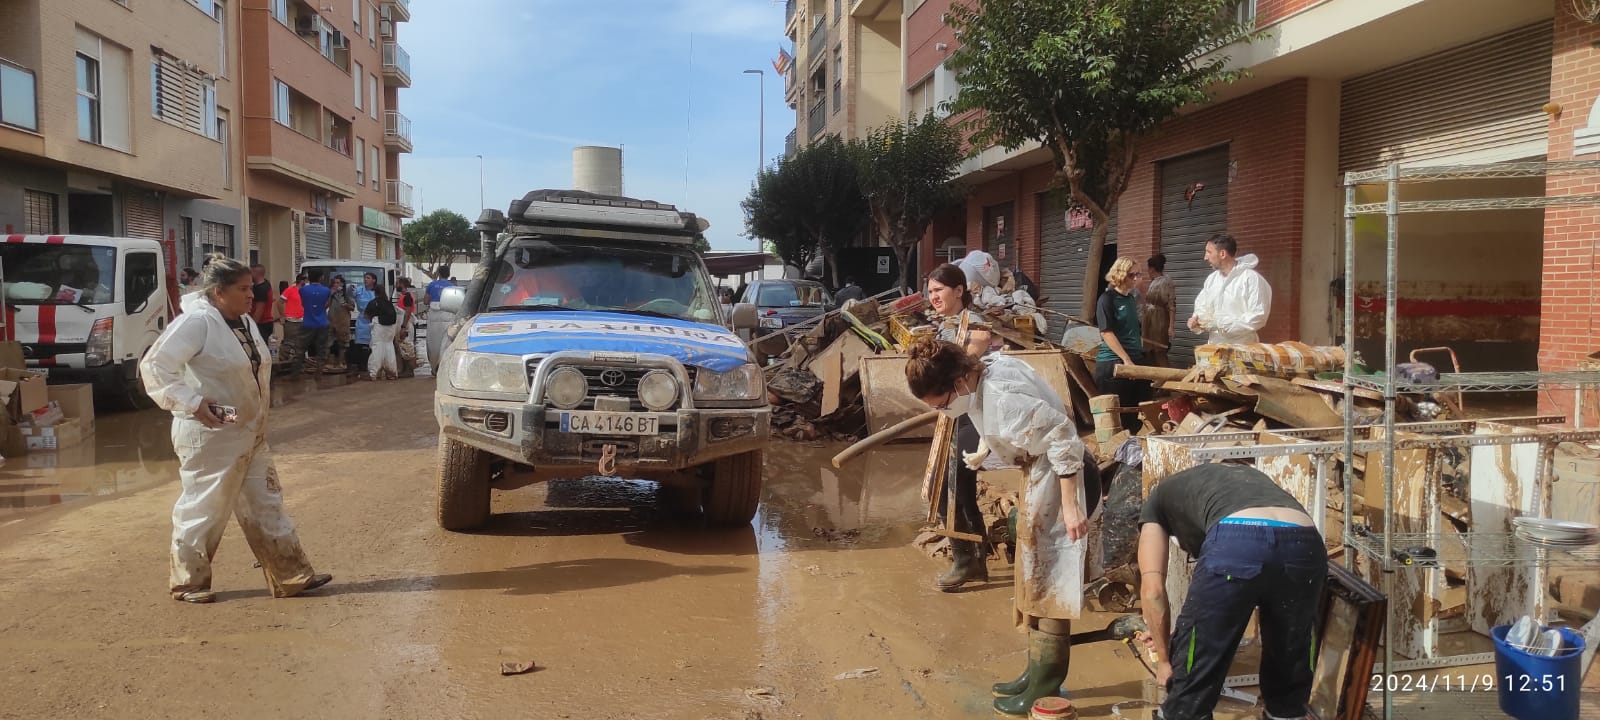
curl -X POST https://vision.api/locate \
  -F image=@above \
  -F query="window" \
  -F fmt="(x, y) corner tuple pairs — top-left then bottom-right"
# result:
(933, 61), (961, 117)
(368, 75), (378, 119)
(76, 53), (101, 143)
(273, 80), (290, 125)
(125, 252), (160, 314)
(353, 60), (363, 110)
(187, 0), (217, 16)
(369, 144), (380, 190)
(0, 62), (38, 131)
(216, 0), (228, 76)
(201, 220), (233, 257)
(23, 190), (57, 234)
(76, 30), (130, 150)
(218, 108), (231, 189)
(153, 51), (219, 138)
(356, 137), (365, 185)
(203, 80), (217, 138)
(909, 77), (933, 119)
(832, 45), (842, 114)
(270, 0), (288, 24)
(367, 3), (377, 45)
(352, 0), (362, 35)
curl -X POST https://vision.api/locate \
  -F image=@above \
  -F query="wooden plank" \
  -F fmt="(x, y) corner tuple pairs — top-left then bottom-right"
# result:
(810, 331), (873, 384)
(1293, 376), (1384, 402)
(1061, 352), (1098, 425)
(1112, 364), (1190, 383)
(819, 348), (844, 417)
(922, 415), (955, 522)
(1161, 381), (1257, 403)
(1238, 375), (1343, 428)
(1466, 422), (1544, 639)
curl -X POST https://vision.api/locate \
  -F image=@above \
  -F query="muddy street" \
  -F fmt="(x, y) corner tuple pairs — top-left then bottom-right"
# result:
(0, 379), (1196, 720)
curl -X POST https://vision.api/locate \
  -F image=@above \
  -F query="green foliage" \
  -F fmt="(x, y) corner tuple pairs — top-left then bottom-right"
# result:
(946, 0), (1255, 312)
(690, 235), (711, 254)
(742, 137), (869, 276)
(851, 112), (966, 289)
(401, 209), (476, 279)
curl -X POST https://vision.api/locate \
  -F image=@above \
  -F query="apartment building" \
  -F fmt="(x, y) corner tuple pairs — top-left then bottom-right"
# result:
(782, 0), (904, 155)
(240, 0), (413, 280)
(901, 0), (1598, 422)
(0, 0), (244, 269)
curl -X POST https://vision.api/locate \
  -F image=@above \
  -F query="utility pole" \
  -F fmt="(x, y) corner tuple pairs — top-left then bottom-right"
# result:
(476, 154), (485, 212)
(743, 69), (765, 254)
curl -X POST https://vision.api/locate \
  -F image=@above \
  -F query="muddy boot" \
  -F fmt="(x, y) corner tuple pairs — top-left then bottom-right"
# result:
(934, 537), (988, 592)
(993, 630), (1070, 716)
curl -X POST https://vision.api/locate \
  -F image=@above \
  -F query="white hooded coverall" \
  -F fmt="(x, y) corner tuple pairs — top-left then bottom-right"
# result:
(966, 354), (1089, 625)
(1191, 253), (1272, 345)
(141, 292), (319, 598)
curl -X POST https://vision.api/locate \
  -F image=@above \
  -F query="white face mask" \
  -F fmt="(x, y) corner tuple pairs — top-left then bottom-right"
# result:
(939, 392), (974, 419)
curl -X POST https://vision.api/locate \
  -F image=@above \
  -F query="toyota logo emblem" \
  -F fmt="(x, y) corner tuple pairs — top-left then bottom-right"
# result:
(599, 369), (627, 387)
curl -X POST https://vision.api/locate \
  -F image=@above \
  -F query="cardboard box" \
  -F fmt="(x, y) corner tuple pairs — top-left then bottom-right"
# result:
(0, 368), (47, 420)
(0, 418), (26, 457)
(21, 417), (85, 450)
(47, 384), (96, 435)
(0, 341), (23, 370)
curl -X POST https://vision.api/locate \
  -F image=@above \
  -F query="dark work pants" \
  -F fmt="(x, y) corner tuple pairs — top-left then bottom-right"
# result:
(937, 415), (985, 541)
(1162, 523), (1326, 720)
(1094, 359), (1151, 433)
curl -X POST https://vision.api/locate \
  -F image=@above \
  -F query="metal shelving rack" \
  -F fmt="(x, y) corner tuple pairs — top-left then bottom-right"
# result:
(1341, 160), (1600, 720)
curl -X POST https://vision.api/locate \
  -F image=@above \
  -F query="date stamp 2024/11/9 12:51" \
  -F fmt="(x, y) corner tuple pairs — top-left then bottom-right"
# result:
(1371, 673), (1569, 693)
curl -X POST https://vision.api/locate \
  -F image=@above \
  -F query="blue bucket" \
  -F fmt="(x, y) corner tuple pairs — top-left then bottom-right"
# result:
(1492, 624), (1584, 720)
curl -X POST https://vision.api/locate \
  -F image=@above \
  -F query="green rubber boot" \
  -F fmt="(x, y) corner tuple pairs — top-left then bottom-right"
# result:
(993, 630), (1070, 716)
(991, 663), (1029, 698)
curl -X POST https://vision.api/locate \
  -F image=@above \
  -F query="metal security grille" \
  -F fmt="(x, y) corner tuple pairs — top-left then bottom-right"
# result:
(23, 189), (57, 234)
(1157, 146), (1230, 367)
(122, 188), (164, 240)
(304, 215), (332, 259)
(1339, 21), (1552, 171)
(359, 232), (378, 259)
(1037, 190), (1118, 322)
(200, 220), (233, 257)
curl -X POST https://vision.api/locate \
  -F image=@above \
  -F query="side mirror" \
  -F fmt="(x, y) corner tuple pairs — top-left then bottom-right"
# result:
(438, 286), (465, 315)
(731, 302), (758, 330)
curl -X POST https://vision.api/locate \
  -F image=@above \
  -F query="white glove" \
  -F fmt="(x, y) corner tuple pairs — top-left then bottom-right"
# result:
(962, 438), (991, 471)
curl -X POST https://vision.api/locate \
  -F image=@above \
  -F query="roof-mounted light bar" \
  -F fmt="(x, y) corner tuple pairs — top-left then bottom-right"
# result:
(520, 199), (691, 232)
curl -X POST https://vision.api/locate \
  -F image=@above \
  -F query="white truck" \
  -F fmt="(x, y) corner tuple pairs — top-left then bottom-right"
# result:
(430, 190), (769, 531)
(0, 235), (170, 406)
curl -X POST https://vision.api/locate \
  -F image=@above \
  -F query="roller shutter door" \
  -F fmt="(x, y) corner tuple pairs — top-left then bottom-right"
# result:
(1037, 191), (1117, 322)
(304, 216), (333, 259)
(122, 188), (164, 240)
(1157, 146), (1230, 367)
(1340, 21), (1551, 172)
(359, 232), (378, 259)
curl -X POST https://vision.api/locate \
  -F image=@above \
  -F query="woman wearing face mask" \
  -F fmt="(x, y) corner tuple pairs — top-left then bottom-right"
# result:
(922, 263), (995, 591)
(906, 336), (1100, 716)
(140, 255), (332, 604)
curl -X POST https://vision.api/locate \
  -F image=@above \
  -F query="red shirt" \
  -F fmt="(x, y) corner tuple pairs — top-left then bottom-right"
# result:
(283, 285), (304, 320)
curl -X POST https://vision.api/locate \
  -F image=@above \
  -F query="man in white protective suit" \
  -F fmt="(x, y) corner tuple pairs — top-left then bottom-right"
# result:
(905, 337), (1101, 716)
(1187, 234), (1272, 345)
(141, 255), (332, 604)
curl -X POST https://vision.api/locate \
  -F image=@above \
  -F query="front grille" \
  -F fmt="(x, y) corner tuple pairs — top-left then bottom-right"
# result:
(23, 342), (88, 359)
(526, 361), (685, 411)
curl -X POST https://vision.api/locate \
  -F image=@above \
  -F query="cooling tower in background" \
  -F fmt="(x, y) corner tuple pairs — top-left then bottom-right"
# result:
(572, 145), (623, 196)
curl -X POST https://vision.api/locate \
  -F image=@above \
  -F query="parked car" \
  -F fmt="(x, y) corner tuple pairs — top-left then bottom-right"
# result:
(740, 278), (832, 364)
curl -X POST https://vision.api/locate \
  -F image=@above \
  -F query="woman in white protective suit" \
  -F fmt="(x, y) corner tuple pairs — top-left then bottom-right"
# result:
(905, 336), (1100, 716)
(141, 255), (332, 604)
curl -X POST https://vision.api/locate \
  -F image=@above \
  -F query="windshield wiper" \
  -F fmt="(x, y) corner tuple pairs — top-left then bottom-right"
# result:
(607, 308), (681, 320)
(485, 304), (570, 312)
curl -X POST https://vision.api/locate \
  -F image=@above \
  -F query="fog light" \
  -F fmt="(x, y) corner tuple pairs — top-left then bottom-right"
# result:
(637, 370), (678, 411)
(546, 367), (588, 409)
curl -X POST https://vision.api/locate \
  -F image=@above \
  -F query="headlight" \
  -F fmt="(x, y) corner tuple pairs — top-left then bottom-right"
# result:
(448, 351), (529, 394)
(692, 363), (764, 401)
(545, 366), (588, 409)
(86, 317), (113, 367)
(637, 370), (678, 411)
(758, 317), (783, 329)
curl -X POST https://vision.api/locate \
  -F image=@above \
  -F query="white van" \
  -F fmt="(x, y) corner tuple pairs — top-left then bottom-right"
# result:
(0, 235), (170, 405)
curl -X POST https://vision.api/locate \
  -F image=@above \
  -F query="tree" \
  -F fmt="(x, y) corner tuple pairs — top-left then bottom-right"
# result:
(946, 0), (1254, 315)
(742, 137), (868, 280)
(851, 112), (965, 290)
(401, 209), (477, 279)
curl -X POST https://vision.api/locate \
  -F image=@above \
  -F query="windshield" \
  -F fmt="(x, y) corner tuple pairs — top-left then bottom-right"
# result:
(757, 281), (829, 308)
(486, 239), (719, 324)
(304, 265), (390, 294)
(0, 245), (117, 305)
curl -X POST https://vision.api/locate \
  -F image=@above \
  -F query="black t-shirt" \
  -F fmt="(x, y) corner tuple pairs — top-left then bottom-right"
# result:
(1138, 464), (1308, 556)
(365, 298), (397, 326)
(252, 281), (271, 303)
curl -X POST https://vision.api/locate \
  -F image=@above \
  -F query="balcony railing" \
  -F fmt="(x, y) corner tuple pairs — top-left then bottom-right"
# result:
(832, 80), (841, 115)
(0, 59), (39, 132)
(382, 42), (411, 87)
(785, 129), (797, 158)
(785, 0), (797, 26)
(807, 98), (826, 139)
(807, 20), (827, 66)
(384, 110), (413, 152)
(383, 0), (410, 22)
(385, 179), (414, 217)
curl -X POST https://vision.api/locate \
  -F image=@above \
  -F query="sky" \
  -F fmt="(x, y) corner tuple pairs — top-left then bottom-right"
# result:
(398, 0), (791, 253)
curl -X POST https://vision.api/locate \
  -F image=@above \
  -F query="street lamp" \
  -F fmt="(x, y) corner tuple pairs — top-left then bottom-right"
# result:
(742, 69), (764, 176)
(476, 154), (485, 212)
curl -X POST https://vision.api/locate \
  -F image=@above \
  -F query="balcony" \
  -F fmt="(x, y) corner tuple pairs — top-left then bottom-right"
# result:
(807, 98), (826, 139)
(383, 0), (410, 22)
(382, 42), (411, 87)
(807, 20), (827, 68)
(785, 129), (797, 158)
(784, 60), (799, 104)
(384, 111), (413, 153)
(385, 179), (414, 217)
(0, 59), (38, 132)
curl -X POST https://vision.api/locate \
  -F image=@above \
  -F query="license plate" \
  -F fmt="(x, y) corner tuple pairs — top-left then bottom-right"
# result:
(559, 411), (659, 436)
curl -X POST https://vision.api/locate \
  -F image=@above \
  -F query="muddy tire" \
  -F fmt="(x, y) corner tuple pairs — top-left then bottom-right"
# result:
(703, 450), (763, 527)
(437, 436), (491, 531)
